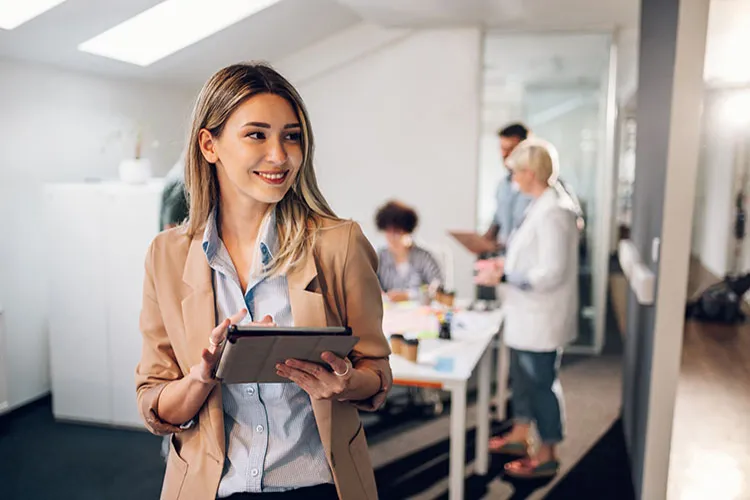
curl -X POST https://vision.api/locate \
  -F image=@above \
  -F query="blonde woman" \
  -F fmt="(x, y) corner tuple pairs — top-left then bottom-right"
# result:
(136, 63), (391, 500)
(475, 140), (578, 478)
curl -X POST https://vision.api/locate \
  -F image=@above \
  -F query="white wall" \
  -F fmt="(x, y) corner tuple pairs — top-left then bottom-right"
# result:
(691, 89), (745, 278)
(278, 26), (482, 296)
(0, 58), (196, 411)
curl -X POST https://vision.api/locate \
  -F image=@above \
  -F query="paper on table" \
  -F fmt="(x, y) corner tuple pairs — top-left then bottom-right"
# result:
(383, 306), (440, 338)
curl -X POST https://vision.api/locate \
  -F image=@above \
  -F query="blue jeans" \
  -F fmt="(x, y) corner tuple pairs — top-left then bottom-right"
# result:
(510, 348), (565, 444)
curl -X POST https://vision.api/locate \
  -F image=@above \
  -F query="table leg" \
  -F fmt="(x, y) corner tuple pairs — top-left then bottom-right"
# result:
(475, 350), (491, 475)
(449, 382), (467, 500)
(494, 338), (510, 421)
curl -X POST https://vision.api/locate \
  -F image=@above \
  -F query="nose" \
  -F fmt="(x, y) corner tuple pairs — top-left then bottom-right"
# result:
(266, 137), (287, 166)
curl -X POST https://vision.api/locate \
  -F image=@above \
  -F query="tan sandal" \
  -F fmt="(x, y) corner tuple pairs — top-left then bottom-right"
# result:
(488, 436), (529, 456)
(504, 457), (560, 478)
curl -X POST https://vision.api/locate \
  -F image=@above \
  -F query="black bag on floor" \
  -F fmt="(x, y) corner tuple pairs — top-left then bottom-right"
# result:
(685, 273), (750, 324)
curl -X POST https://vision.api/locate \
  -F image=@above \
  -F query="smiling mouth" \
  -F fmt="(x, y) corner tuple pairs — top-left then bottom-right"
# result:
(254, 170), (289, 185)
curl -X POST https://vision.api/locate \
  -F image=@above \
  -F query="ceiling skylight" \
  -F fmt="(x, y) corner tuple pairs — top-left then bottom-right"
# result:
(78, 0), (283, 67)
(0, 0), (69, 30)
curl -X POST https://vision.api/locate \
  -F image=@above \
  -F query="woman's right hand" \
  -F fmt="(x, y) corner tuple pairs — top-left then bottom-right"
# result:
(188, 309), (275, 384)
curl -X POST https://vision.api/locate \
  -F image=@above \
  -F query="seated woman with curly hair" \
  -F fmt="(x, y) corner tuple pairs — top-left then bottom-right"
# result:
(375, 200), (443, 302)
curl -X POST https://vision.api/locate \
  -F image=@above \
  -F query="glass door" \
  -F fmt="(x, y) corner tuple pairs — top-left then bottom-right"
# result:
(478, 32), (616, 352)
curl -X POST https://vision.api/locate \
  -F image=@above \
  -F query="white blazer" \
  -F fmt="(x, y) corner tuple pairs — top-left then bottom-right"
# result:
(502, 188), (579, 351)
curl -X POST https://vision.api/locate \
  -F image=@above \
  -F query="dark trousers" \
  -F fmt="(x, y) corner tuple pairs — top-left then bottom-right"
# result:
(224, 483), (338, 500)
(510, 348), (565, 444)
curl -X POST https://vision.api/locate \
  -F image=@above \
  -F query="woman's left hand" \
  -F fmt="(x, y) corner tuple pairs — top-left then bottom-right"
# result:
(276, 352), (354, 401)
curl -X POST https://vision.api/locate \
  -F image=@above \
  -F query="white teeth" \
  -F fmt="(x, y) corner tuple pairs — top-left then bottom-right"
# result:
(258, 172), (285, 180)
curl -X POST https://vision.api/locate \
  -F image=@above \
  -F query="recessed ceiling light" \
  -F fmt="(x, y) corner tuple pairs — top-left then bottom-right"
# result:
(78, 0), (283, 67)
(0, 0), (69, 30)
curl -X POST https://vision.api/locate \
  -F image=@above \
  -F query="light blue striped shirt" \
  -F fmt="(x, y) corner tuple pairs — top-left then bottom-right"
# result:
(494, 173), (533, 245)
(202, 210), (333, 497)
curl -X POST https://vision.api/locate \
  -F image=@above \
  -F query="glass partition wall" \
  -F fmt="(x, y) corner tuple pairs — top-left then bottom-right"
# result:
(478, 32), (617, 353)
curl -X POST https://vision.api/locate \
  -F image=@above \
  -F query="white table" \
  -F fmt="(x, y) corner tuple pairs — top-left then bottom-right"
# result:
(383, 304), (505, 500)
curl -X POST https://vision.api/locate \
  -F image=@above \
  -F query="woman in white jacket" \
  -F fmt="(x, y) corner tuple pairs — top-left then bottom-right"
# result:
(475, 139), (578, 478)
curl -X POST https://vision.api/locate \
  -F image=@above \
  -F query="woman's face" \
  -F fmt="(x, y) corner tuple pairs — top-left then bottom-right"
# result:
(511, 166), (535, 194)
(384, 228), (409, 249)
(200, 93), (303, 206)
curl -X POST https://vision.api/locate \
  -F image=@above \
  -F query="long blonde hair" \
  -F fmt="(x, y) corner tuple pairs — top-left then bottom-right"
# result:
(184, 62), (338, 276)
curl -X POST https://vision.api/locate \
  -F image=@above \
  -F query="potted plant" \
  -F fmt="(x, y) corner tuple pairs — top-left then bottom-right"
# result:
(118, 125), (153, 184)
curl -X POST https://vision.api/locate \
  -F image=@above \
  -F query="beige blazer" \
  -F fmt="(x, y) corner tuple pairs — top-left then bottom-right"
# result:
(136, 218), (392, 500)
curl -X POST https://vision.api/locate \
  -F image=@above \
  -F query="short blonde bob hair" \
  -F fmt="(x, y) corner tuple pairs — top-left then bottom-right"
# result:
(505, 138), (560, 186)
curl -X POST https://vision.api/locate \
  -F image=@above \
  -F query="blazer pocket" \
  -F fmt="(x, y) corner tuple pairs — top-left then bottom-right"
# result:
(161, 434), (188, 500)
(348, 422), (378, 500)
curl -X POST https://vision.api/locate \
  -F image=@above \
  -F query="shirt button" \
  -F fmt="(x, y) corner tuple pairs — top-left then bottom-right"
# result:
(246, 387), (255, 396)
(251, 468), (259, 477)
(256, 425), (264, 433)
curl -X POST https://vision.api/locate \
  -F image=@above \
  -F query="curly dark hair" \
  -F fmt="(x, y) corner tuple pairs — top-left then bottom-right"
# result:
(375, 200), (419, 234)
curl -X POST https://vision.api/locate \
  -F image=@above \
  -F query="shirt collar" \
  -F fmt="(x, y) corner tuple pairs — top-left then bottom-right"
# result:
(202, 210), (220, 264)
(202, 208), (279, 267)
(258, 209), (278, 265)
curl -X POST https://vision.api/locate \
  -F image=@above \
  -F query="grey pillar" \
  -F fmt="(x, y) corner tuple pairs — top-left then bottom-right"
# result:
(621, 0), (710, 498)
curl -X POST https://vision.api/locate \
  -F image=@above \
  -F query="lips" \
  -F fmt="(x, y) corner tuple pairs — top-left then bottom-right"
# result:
(254, 170), (289, 185)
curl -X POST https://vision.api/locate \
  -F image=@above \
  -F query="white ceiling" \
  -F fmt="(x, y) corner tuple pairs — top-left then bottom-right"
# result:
(20, 0), (750, 95)
(336, 0), (639, 30)
(0, 0), (360, 87)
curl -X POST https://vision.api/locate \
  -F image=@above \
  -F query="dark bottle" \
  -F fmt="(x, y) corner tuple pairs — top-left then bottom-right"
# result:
(439, 312), (453, 340)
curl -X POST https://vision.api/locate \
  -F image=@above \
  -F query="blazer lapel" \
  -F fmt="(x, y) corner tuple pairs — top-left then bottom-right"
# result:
(286, 255), (327, 328)
(181, 236), (225, 461)
(182, 237), (215, 361)
(287, 253), (335, 463)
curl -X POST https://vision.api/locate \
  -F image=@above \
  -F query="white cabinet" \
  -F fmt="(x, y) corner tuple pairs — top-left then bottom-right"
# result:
(45, 180), (164, 428)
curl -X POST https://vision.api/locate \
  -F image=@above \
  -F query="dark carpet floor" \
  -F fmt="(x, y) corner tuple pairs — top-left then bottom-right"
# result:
(0, 264), (635, 499)
(0, 398), (634, 500)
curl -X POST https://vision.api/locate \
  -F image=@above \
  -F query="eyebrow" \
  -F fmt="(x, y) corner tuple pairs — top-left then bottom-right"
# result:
(243, 121), (301, 129)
